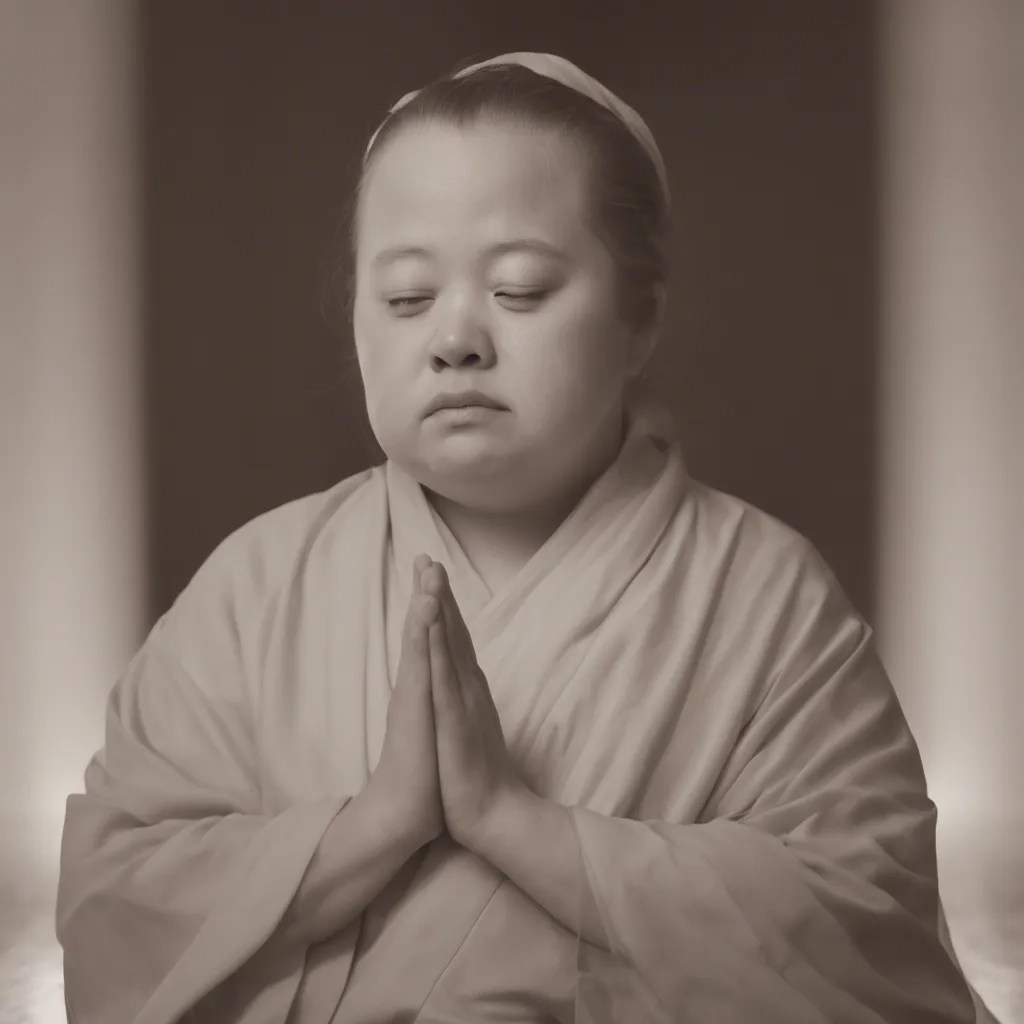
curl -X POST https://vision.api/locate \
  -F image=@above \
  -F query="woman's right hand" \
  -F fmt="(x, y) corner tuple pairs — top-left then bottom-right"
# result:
(370, 553), (445, 850)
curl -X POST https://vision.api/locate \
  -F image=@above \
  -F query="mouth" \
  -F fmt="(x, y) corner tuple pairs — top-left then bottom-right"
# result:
(425, 392), (507, 417)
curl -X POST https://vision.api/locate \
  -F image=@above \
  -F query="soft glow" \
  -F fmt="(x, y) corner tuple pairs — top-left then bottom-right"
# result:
(0, 926), (65, 1024)
(878, 1), (1024, 1018)
(0, 0), (144, 838)
(0, 1), (143, 1020)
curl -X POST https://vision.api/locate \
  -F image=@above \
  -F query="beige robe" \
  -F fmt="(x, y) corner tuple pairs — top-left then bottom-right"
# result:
(56, 404), (980, 1022)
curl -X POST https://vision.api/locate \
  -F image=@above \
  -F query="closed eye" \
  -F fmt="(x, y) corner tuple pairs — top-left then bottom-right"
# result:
(386, 290), (550, 317)
(386, 296), (432, 317)
(495, 290), (548, 311)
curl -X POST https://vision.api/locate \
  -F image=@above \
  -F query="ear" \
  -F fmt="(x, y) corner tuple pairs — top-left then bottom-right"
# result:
(626, 284), (666, 377)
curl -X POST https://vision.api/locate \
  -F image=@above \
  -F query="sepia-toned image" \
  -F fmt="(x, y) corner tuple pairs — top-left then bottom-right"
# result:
(1, 2), (1021, 1022)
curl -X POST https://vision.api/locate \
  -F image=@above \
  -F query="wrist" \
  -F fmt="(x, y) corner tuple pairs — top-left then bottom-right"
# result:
(464, 782), (538, 859)
(363, 773), (431, 852)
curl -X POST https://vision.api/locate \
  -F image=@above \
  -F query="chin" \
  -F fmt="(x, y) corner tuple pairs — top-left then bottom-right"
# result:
(415, 445), (523, 499)
(427, 449), (510, 484)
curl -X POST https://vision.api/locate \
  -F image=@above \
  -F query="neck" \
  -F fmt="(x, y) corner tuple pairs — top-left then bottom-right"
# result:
(427, 483), (583, 567)
(425, 407), (628, 585)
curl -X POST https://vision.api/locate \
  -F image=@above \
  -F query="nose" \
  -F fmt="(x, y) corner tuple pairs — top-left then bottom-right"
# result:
(427, 298), (496, 372)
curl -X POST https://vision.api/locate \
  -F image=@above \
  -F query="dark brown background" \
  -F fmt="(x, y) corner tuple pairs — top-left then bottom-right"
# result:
(142, 2), (879, 623)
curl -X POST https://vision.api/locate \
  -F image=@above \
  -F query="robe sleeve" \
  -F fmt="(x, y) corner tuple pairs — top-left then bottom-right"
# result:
(570, 549), (979, 1024)
(55, 530), (352, 1024)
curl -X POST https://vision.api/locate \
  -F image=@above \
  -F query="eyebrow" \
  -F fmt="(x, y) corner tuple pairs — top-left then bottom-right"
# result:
(371, 238), (566, 269)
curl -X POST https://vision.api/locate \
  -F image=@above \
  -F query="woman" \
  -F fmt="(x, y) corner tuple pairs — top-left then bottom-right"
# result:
(56, 53), (980, 1023)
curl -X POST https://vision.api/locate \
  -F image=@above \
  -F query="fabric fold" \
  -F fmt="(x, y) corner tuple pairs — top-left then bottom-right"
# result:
(56, 389), (982, 1021)
(57, 479), (374, 1024)
(56, 630), (353, 1024)
(567, 598), (978, 1023)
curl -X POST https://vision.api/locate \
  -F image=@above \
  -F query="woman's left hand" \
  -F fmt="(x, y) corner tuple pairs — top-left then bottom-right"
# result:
(421, 560), (528, 852)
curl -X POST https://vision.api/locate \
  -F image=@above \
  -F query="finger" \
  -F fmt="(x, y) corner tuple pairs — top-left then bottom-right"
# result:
(431, 564), (462, 650)
(421, 563), (478, 704)
(435, 565), (480, 680)
(420, 560), (442, 597)
(404, 590), (435, 667)
(420, 592), (440, 630)
(404, 555), (428, 636)
(412, 553), (432, 590)
(396, 608), (427, 705)
(401, 581), (438, 694)
(428, 613), (461, 714)
(408, 555), (439, 634)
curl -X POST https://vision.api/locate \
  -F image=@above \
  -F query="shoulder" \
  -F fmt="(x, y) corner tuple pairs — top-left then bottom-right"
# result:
(688, 481), (842, 592)
(153, 467), (380, 672)
(199, 469), (376, 592)
(684, 479), (863, 643)
(681, 480), (876, 713)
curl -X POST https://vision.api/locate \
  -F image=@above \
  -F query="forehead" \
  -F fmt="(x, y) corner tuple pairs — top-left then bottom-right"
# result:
(357, 120), (595, 251)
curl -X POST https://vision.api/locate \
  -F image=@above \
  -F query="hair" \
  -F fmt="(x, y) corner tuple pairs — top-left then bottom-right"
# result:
(321, 61), (671, 343)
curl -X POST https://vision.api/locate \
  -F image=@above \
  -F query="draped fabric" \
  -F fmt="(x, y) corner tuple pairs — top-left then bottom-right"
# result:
(57, 399), (977, 1022)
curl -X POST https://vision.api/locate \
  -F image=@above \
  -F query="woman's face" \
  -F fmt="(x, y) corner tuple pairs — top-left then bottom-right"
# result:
(353, 118), (647, 512)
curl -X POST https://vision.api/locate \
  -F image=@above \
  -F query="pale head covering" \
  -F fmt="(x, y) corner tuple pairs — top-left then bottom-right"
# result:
(363, 51), (680, 444)
(365, 51), (670, 207)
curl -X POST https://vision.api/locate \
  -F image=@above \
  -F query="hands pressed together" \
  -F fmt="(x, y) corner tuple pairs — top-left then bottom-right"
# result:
(373, 554), (528, 854)
(368, 555), (605, 947)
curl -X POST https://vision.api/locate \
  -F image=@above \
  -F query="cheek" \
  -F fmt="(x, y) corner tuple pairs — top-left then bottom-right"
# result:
(352, 320), (393, 423)
(524, 297), (630, 404)
(352, 321), (423, 450)
(354, 299), (395, 380)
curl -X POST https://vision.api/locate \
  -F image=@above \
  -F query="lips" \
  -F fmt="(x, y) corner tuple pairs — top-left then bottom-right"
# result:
(425, 390), (506, 417)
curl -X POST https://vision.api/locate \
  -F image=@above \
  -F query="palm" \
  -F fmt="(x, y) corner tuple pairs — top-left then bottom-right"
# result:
(375, 556), (444, 846)
(422, 562), (526, 850)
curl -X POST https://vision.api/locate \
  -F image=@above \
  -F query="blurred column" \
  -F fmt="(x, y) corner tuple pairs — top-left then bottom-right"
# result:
(878, 1), (1023, 1018)
(0, 0), (144, 867)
